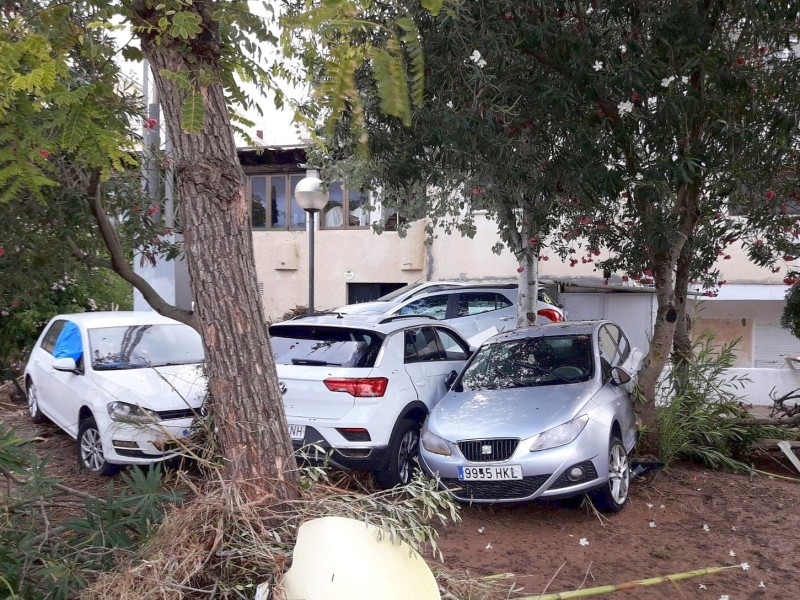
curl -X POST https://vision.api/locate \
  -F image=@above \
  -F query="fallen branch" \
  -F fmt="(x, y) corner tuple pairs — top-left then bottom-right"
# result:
(521, 565), (739, 600)
(728, 414), (800, 427)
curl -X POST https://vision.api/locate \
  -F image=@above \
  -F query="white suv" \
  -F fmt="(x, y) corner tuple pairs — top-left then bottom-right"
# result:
(269, 314), (473, 488)
(387, 284), (564, 339)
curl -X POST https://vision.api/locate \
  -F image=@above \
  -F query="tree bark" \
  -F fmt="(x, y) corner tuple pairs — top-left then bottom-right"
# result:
(671, 241), (694, 388)
(136, 11), (299, 500)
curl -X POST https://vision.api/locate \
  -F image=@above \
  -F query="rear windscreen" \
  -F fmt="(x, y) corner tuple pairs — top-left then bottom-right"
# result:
(269, 325), (384, 368)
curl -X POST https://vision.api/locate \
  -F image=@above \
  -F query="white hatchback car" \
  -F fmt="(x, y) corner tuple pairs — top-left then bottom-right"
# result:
(24, 312), (207, 475)
(269, 314), (473, 488)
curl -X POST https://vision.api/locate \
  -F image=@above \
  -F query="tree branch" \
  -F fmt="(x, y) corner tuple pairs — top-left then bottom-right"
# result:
(85, 174), (197, 330)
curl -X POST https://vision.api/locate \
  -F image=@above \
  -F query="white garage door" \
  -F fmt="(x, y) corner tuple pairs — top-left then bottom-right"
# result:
(753, 322), (800, 368)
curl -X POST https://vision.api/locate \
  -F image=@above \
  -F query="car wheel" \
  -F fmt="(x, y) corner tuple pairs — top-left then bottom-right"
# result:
(27, 381), (48, 424)
(374, 419), (419, 489)
(591, 435), (629, 513)
(77, 417), (120, 476)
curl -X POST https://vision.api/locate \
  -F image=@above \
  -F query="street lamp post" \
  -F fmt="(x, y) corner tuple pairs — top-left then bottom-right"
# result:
(295, 177), (328, 314)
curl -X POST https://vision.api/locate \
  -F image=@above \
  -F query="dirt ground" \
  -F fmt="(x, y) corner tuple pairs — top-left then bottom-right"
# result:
(2, 382), (799, 600)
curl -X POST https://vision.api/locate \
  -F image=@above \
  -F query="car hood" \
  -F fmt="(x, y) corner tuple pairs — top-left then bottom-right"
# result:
(336, 301), (395, 314)
(91, 364), (207, 411)
(428, 380), (598, 441)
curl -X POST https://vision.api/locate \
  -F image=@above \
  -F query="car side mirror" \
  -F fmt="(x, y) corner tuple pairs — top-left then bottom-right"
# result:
(611, 366), (632, 386)
(444, 370), (459, 390)
(53, 357), (78, 373)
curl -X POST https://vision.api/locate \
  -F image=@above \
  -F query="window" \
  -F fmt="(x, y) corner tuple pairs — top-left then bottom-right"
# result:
(250, 174), (306, 230)
(404, 327), (443, 363)
(598, 324), (630, 379)
(398, 294), (450, 319)
(434, 328), (470, 361)
(41, 320), (68, 355)
(321, 182), (371, 229)
(456, 292), (513, 317)
(269, 325), (384, 368)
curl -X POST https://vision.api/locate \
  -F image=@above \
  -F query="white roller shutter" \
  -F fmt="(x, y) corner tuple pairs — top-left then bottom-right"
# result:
(753, 322), (800, 368)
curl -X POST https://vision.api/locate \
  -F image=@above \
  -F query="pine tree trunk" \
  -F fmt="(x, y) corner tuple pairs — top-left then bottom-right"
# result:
(137, 20), (299, 500)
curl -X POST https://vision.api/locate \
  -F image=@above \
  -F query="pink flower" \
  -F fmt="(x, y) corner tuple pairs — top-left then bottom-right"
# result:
(766, 190), (776, 200)
(528, 237), (538, 246)
(146, 204), (159, 216)
(631, 91), (641, 102)
(471, 187), (483, 196)
(0, 248), (4, 257)
(724, 254), (732, 260)
(591, 249), (601, 256)
(579, 216), (591, 225)
(516, 266), (525, 273)
(38, 149), (50, 159)
(144, 118), (158, 130)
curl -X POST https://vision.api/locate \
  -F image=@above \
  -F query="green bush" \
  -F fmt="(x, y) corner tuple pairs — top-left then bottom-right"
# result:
(781, 280), (800, 340)
(657, 332), (786, 471)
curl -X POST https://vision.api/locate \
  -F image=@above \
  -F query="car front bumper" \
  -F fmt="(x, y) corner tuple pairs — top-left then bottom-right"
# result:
(98, 415), (196, 465)
(420, 420), (612, 504)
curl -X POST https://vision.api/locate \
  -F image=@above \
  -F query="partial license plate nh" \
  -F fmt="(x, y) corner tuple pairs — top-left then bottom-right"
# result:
(458, 465), (522, 481)
(288, 424), (306, 441)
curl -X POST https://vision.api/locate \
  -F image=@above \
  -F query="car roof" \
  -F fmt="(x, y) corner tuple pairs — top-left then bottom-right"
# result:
(51, 311), (188, 329)
(488, 320), (610, 343)
(270, 313), (457, 335)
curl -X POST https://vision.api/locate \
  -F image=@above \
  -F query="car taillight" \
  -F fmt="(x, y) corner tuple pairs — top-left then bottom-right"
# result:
(538, 308), (563, 322)
(324, 377), (389, 397)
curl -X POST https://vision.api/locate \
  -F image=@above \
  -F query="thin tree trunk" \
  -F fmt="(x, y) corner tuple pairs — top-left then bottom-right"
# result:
(137, 17), (299, 500)
(515, 206), (538, 329)
(671, 242), (694, 387)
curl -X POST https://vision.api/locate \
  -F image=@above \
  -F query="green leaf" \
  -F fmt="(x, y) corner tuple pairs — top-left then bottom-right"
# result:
(420, 0), (444, 16)
(170, 11), (203, 40)
(181, 92), (205, 133)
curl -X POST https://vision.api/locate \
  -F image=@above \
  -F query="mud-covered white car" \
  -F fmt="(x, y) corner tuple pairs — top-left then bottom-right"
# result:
(24, 312), (206, 475)
(420, 321), (642, 512)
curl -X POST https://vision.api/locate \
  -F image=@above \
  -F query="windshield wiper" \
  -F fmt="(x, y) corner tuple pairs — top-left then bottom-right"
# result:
(291, 358), (342, 366)
(512, 361), (571, 384)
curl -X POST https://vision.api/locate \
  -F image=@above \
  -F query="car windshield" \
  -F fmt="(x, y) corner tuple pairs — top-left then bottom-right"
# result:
(376, 283), (419, 302)
(461, 334), (594, 390)
(89, 324), (204, 370)
(270, 325), (384, 368)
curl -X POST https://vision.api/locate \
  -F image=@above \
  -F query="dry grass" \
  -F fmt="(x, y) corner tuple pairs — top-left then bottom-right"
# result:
(83, 467), (512, 600)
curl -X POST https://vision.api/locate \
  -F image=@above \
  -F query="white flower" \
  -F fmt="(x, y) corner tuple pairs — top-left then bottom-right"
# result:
(619, 44), (627, 52)
(703, 524), (710, 532)
(635, 173), (644, 181)
(0, 311), (8, 317)
(729, 550), (736, 557)
(759, 581), (766, 588)
(699, 584), (707, 590)
(470, 50), (486, 68)
(593, 60), (603, 71)
(586, 6), (594, 13)
(660, 504), (665, 509)
(485, 542), (492, 550)
(477, 527), (485, 534)
(579, 538), (589, 546)
(681, 76), (689, 84)
(661, 76), (676, 87)
(447, 100), (453, 109)
(646, 502), (653, 509)
(617, 100), (634, 116)
(741, 562), (750, 571)
(649, 521), (656, 528)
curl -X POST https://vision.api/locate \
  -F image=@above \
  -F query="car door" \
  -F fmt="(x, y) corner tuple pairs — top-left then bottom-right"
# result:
(445, 291), (516, 338)
(32, 320), (87, 435)
(28, 319), (68, 424)
(598, 323), (637, 448)
(402, 326), (469, 408)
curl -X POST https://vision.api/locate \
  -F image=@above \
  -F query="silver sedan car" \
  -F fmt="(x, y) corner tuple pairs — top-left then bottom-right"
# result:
(419, 321), (642, 512)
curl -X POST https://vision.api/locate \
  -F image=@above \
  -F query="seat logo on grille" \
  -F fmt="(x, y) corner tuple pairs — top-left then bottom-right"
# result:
(481, 444), (492, 455)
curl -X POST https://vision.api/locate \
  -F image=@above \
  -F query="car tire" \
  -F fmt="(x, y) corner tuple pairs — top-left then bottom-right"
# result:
(374, 419), (419, 489)
(591, 434), (630, 513)
(77, 416), (120, 476)
(27, 381), (48, 424)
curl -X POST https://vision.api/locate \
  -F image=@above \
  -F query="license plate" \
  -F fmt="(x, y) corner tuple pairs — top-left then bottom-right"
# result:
(458, 465), (522, 481)
(288, 424), (306, 441)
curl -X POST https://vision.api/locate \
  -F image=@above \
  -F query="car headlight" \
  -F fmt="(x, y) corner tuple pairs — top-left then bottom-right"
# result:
(421, 427), (452, 456)
(107, 401), (159, 424)
(530, 414), (589, 452)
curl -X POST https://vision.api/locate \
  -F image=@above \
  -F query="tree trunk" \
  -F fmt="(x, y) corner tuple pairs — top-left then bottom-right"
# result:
(515, 207), (538, 329)
(137, 21), (299, 500)
(636, 260), (678, 450)
(671, 242), (694, 388)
